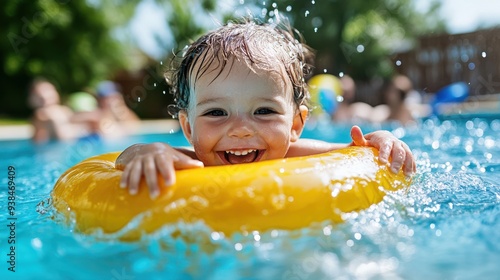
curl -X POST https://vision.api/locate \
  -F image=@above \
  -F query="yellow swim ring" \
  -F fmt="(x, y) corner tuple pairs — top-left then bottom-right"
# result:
(51, 147), (410, 241)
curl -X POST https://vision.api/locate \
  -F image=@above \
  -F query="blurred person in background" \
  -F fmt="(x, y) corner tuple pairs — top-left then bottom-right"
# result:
(332, 74), (356, 122)
(92, 80), (140, 137)
(381, 74), (416, 125)
(28, 78), (96, 143)
(334, 75), (389, 123)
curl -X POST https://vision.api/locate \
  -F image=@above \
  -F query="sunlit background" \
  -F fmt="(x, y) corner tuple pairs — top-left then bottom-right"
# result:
(132, 0), (500, 59)
(2, 0), (499, 123)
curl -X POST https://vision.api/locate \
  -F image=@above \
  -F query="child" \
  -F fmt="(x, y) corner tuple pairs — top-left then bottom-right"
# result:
(116, 19), (416, 198)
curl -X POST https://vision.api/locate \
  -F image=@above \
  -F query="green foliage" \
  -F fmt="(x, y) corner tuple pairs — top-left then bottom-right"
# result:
(244, 0), (445, 80)
(160, 0), (218, 51)
(0, 0), (139, 117)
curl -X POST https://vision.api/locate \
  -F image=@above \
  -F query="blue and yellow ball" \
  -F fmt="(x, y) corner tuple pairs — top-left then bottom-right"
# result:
(308, 74), (343, 115)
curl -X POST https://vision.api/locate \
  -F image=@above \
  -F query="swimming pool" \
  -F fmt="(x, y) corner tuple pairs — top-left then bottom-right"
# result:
(1, 115), (499, 279)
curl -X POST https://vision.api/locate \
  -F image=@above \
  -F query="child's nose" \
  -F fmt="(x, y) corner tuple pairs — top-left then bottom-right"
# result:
(227, 117), (254, 138)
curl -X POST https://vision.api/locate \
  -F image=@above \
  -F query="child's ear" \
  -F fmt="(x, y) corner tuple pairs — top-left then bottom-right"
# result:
(178, 110), (193, 144)
(290, 105), (308, 142)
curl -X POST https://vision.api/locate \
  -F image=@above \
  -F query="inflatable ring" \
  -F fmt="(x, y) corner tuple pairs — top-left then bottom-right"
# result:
(51, 147), (410, 241)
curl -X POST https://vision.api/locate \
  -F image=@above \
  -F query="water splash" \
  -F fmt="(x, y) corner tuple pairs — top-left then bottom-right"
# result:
(3, 116), (499, 279)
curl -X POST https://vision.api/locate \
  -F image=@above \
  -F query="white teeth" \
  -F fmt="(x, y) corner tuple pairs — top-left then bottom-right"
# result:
(226, 149), (256, 156)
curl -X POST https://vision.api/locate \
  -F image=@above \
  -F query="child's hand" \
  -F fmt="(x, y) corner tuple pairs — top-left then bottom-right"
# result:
(349, 126), (415, 176)
(115, 143), (204, 199)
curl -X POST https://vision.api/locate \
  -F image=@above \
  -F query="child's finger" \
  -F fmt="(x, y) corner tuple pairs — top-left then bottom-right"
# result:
(119, 162), (132, 189)
(350, 126), (367, 146)
(128, 160), (143, 195)
(155, 153), (176, 187)
(143, 157), (160, 199)
(389, 141), (405, 173)
(164, 159), (176, 186)
(402, 143), (415, 175)
(173, 153), (204, 169)
(376, 140), (393, 164)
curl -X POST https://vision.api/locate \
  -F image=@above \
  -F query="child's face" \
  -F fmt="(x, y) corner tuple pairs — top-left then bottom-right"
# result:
(29, 82), (60, 108)
(179, 58), (307, 166)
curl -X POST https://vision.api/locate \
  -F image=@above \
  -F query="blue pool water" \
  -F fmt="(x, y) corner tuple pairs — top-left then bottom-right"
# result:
(0, 115), (499, 280)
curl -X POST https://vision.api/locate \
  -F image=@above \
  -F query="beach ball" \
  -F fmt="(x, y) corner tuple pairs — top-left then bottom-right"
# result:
(308, 74), (343, 115)
(67, 92), (97, 112)
(434, 82), (469, 103)
(431, 82), (469, 114)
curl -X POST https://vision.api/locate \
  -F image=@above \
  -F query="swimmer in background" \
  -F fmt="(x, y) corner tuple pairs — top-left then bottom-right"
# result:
(115, 19), (416, 198)
(28, 78), (95, 143)
(333, 75), (387, 123)
(332, 74), (356, 122)
(381, 75), (421, 125)
(92, 81), (140, 138)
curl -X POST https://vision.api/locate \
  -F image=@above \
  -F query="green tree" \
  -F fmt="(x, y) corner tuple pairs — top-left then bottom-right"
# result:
(155, 0), (219, 55)
(245, 0), (444, 80)
(0, 0), (139, 117)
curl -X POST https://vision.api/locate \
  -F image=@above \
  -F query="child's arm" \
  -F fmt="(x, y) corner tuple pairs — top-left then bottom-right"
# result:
(115, 143), (203, 198)
(288, 126), (415, 176)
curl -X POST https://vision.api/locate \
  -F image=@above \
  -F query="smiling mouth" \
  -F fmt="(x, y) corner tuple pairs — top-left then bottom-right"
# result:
(219, 149), (263, 164)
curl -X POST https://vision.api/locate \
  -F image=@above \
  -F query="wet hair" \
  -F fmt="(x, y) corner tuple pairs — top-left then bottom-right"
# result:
(165, 18), (315, 117)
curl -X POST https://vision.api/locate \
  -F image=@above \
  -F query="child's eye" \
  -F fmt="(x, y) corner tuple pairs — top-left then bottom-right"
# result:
(203, 109), (227, 116)
(254, 108), (276, 115)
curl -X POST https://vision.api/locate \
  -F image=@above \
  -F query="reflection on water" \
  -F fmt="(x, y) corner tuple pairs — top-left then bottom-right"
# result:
(0, 115), (499, 279)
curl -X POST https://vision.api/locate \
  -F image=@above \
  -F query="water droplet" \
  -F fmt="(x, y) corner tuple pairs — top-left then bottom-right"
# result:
(234, 243), (243, 251)
(286, 5), (292, 12)
(272, 2), (277, 8)
(354, 232), (362, 240)
(323, 69), (327, 73)
(153, 83), (156, 87)
(160, 61), (163, 65)
(396, 60), (402, 66)
(305, 10), (310, 17)
(468, 62), (475, 70)
(162, 91), (166, 94)
(481, 51), (487, 58)
(253, 232), (261, 242)
(356, 44), (365, 53)
(465, 145), (473, 153)
(311, 0), (315, 4)
(346, 239), (354, 247)
(314, 27), (318, 32)
(339, 72), (344, 77)
(138, 97), (141, 102)
(261, 8), (267, 17)
(31, 238), (42, 249)
(211, 232), (221, 241)
(432, 141), (439, 149)
(484, 137), (495, 148)
(323, 226), (332, 236)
